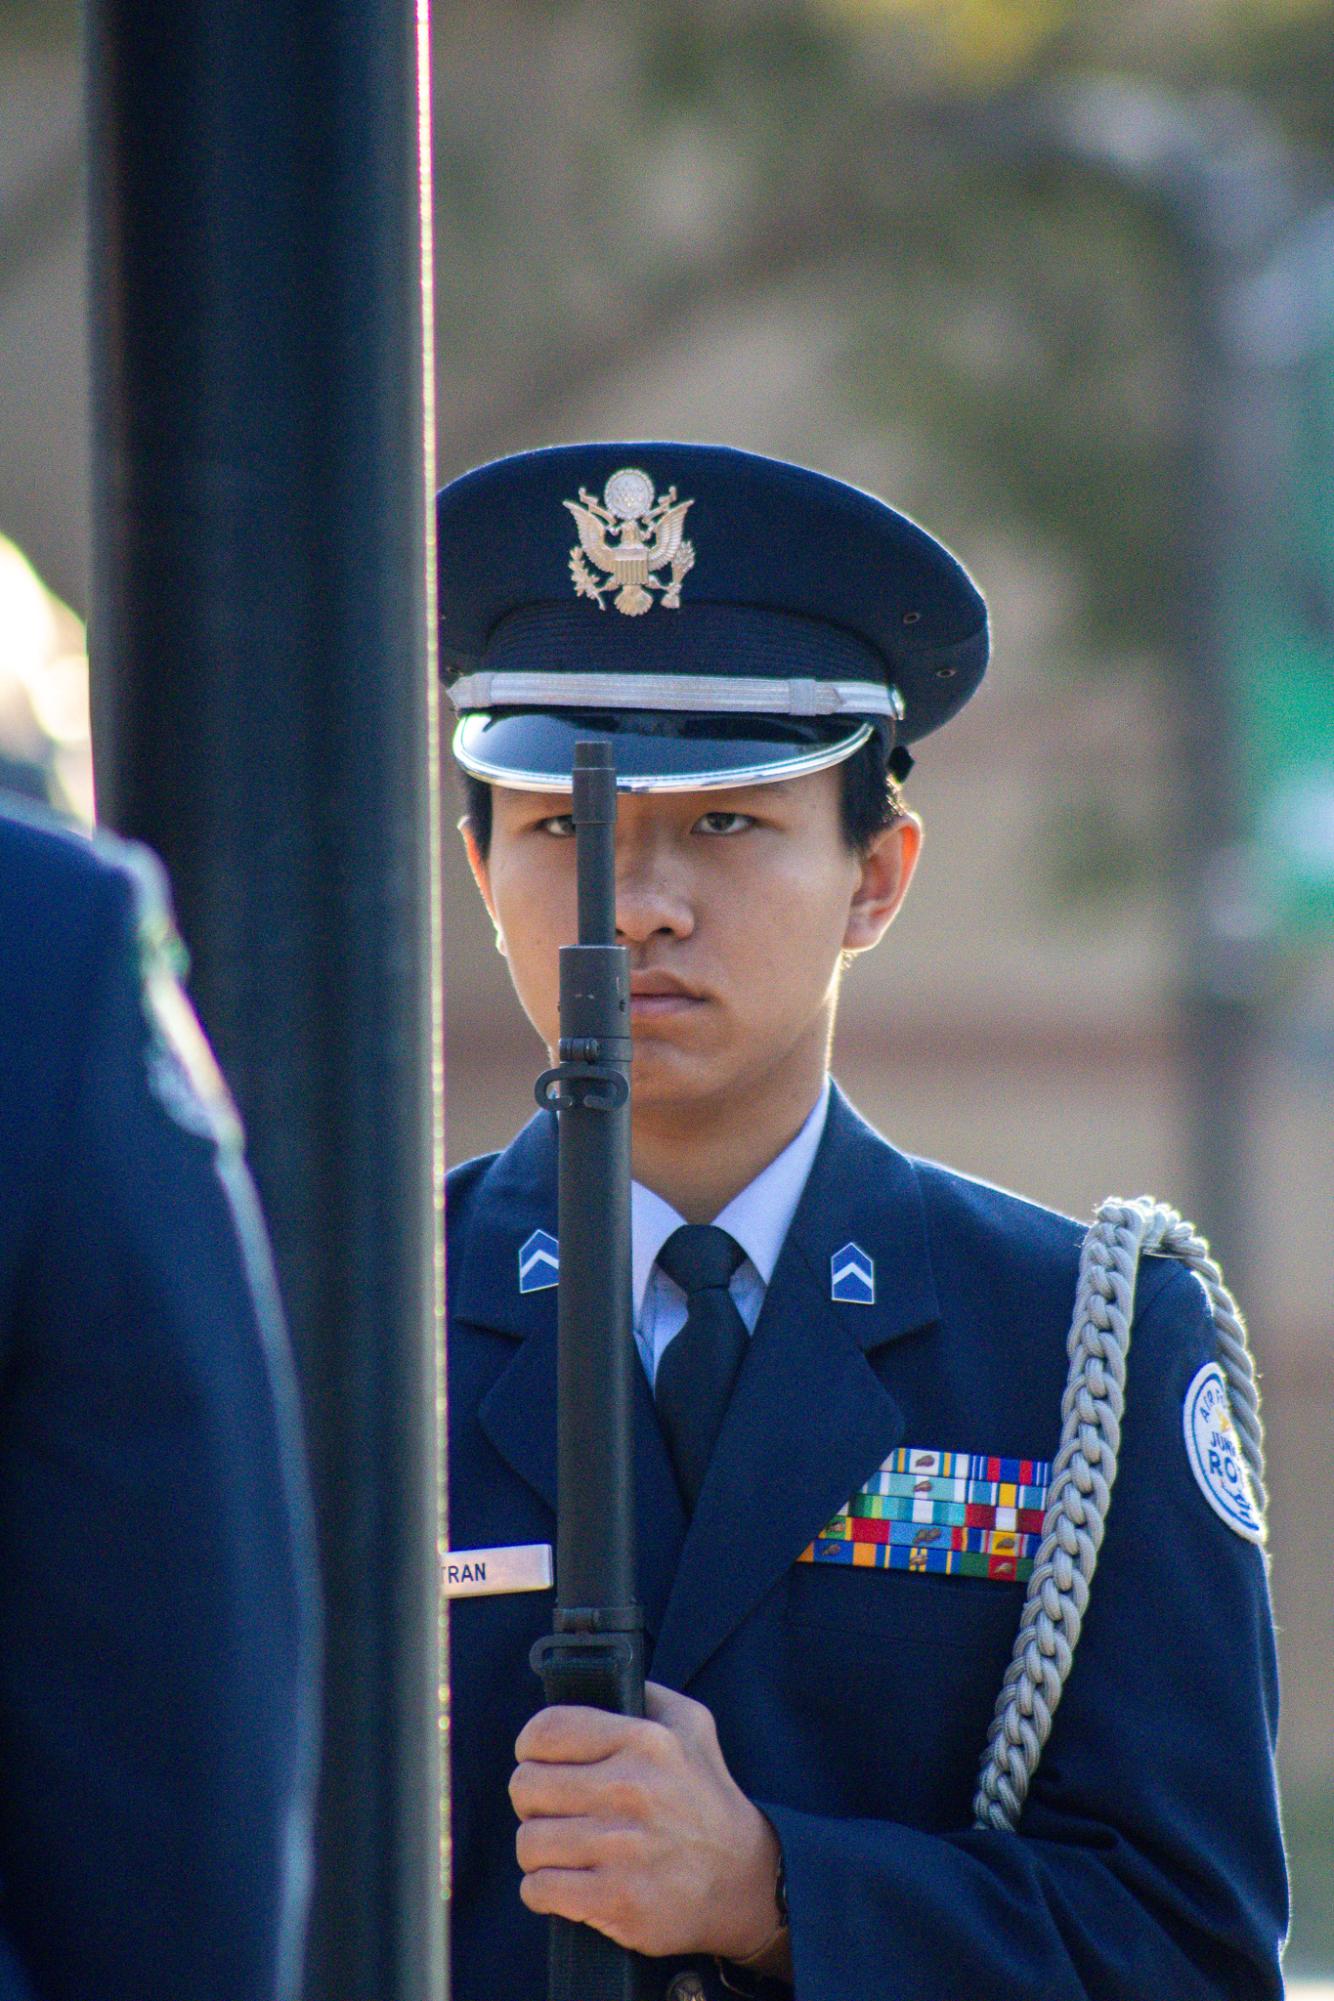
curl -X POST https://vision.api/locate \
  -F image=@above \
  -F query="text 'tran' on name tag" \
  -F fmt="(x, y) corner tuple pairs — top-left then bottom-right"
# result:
(442, 1543), (554, 1599)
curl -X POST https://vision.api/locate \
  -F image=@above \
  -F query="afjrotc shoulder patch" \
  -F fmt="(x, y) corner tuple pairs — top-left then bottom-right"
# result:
(1182, 1362), (1265, 1544)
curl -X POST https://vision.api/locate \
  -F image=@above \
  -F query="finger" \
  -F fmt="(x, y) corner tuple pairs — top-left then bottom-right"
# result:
(516, 1813), (632, 1875)
(515, 1704), (644, 1766)
(509, 1758), (609, 1821)
(643, 1681), (693, 1726)
(517, 1865), (599, 1926)
(644, 1680), (715, 1747)
(518, 1865), (642, 1951)
(510, 1749), (655, 1824)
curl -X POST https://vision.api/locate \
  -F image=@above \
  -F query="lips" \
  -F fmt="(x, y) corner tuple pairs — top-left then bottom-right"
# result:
(630, 972), (700, 999)
(628, 970), (704, 1019)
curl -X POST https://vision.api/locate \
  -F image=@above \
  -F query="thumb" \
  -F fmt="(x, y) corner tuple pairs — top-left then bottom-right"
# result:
(644, 1681), (715, 1744)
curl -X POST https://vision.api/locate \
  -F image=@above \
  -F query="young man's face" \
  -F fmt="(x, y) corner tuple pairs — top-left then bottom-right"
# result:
(463, 765), (920, 1122)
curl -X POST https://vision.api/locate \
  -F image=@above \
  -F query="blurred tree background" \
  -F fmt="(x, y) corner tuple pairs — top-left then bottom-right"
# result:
(2, 0), (1332, 1977)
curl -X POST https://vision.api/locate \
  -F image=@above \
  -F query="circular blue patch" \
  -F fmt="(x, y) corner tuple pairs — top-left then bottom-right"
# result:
(1182, 1362), (1265, 1544)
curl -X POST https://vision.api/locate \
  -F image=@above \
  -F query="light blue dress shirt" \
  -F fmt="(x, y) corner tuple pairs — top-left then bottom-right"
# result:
(631, 1080), (831, 1387)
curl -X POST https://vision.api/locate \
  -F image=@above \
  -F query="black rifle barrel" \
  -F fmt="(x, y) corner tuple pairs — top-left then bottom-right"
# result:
(531, 741), (647, 2000)
(558, 745), (636, 1618)
(575, 752), (618, 954)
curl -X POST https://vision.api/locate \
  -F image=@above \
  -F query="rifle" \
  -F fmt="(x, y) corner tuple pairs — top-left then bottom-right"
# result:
(531, 741), (648, 2001)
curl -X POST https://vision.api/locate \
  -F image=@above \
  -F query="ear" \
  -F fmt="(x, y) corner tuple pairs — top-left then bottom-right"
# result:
(459, 816), (506, 955)
(843, 813), (922, 955)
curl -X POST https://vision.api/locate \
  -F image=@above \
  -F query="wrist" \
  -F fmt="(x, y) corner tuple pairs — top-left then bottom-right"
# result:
(715, 1805), (787, 1965)
(731, 1913), (789, 1977)
(717, 1850), (791, 1992)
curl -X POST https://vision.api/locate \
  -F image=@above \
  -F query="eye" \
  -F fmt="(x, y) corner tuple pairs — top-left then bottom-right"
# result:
(537, 814), (577, 838)
(694, 810), (754, 836)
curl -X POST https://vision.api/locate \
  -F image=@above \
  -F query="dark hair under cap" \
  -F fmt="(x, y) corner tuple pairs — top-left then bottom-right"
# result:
(437, 442), (988, 792)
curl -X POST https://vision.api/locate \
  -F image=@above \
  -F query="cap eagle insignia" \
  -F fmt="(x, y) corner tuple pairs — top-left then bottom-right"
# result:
(564, 467), (695, 616)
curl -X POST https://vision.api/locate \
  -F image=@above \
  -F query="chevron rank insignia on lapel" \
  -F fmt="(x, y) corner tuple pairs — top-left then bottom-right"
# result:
(518, 1228), (560, 1294)
(830, 1241), (875, 1304)
(798, 1445), (1052, 1580)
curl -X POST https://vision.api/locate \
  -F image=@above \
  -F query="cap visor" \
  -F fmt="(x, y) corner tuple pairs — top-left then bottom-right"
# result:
(452, 710), (873, 793)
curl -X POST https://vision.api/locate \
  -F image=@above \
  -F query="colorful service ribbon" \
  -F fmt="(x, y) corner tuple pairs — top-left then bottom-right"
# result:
(798, 1445), (1052, 1582)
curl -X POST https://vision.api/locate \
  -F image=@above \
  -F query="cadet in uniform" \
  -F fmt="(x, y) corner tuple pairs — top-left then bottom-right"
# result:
(438, 443), (1286, 2000)
(0, 799), (319, 2001)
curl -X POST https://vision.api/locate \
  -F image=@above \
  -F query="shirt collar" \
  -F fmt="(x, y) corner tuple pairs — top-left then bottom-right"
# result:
(630, 1079), (831, 1319)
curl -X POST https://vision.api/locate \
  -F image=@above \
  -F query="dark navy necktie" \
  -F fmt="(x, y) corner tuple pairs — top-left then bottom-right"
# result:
(653, 1224), (749, 1511)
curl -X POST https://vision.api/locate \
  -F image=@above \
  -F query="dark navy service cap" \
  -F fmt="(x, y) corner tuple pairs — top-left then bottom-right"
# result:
(437, 442), (988, 791)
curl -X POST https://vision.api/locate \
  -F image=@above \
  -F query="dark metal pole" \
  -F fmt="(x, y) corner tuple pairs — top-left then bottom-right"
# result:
(84, 6), (445, 2000)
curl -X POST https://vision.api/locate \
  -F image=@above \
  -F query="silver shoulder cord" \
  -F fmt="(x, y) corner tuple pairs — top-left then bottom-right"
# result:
(972, 1196), (1267, 1833)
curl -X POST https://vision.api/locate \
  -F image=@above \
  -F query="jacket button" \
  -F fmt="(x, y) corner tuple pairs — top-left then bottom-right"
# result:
(666, 1975), (707, 2001)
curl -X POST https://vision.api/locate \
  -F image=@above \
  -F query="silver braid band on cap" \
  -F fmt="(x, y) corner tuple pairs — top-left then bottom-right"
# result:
(446, 669), (905, 721)
(971, 1196), (1267, 1835)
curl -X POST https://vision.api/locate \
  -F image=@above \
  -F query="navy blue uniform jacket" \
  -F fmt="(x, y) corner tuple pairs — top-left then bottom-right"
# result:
(447, 1086), (1286, 2000)
(0, 805), (319, 2001)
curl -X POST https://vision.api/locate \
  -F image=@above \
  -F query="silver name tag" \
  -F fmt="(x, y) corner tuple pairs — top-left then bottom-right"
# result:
(442, 1542), (554, 1598)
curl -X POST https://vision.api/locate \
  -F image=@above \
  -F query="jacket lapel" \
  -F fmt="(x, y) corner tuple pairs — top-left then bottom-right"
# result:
(649, 1086), (941, 1692)
(454, 1112), (686, 1643)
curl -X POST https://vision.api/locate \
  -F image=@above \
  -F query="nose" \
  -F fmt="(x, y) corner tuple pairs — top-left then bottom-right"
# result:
(612, 821), (693, 945)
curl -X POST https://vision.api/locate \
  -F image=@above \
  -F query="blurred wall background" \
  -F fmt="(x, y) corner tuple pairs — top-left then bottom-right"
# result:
(3, 0), (1331, 1977)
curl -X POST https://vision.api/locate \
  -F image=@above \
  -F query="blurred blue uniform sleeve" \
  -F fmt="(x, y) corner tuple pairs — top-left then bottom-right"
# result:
(763, 1264), (1287, 2001)
(0, 826), (320, 2001)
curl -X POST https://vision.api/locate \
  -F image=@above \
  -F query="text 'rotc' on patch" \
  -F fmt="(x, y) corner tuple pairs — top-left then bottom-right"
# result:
(1183, 1363), (1265, 1544)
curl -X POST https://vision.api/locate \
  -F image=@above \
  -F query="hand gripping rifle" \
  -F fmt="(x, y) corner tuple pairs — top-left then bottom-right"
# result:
(531, 741), (648, 2001)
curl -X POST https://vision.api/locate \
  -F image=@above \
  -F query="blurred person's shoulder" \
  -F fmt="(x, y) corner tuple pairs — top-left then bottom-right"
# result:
(0, 800), (139, 1063)
(0, 792), (192, 979)
(0, 803), (153, 1286)
(0, 793), (144, 959)
(0, 794), (223, 1162)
